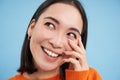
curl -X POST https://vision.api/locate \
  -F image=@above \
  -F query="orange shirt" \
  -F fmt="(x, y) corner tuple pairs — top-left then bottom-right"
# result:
(8, 67), (102, 80)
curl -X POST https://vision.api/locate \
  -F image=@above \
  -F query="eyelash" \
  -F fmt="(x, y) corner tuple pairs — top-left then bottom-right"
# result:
(44, 22), (55, 29)
(67, 32), (77, 39)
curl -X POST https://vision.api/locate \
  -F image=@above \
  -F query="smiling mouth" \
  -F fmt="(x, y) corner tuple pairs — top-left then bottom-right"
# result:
(42, 47), (61, 58)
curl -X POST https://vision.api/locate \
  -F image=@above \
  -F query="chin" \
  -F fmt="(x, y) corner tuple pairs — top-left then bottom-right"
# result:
(40, 65), (59, 72)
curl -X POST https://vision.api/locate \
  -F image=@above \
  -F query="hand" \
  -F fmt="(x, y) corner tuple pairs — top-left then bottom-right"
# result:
(63, 39), (89, 71)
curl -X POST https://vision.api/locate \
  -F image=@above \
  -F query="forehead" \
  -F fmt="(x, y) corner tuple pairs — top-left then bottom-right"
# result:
(39, 3), (83, 31)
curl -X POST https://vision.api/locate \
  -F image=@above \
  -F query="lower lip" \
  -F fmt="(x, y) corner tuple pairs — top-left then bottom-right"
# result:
(42, 47), (58, 62)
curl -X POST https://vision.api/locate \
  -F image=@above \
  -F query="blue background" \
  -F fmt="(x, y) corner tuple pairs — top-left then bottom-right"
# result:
(0, 0), (120, 80)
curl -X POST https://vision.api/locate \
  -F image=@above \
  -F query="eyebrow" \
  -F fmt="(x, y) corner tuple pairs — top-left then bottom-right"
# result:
(69, 27), (81, 36)
(44, 16), (81, 36)
(44, 17), (60, 24)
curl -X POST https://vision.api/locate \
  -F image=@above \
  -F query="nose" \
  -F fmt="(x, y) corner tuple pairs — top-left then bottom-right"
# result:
(49, 35), (65, 49)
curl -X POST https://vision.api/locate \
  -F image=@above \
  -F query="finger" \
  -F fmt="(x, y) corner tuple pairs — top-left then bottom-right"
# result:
(78, 38), (85, 51)
(68, 39), (83, 53)
(64, 51), (87, 65)
(63, 58), (81, 71)
(64, 51), (82, 60)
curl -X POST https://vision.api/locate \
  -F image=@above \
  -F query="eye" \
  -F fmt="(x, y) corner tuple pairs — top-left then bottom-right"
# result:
(67, 32), (77, 39)
(44, 22), (55, 29)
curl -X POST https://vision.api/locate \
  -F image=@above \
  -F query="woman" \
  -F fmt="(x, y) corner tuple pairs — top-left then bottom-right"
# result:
(8, 0), (102, 80)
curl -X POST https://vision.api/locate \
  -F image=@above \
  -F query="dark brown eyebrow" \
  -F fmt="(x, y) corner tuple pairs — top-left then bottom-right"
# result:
(44, 17), (60, 24)
(69, 27), (81, 36)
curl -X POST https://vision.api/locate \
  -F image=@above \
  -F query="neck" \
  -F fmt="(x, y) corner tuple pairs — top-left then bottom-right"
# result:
(24, 68), (59, 79)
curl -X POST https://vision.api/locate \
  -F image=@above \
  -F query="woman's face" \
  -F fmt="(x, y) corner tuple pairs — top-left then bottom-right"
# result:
(28, 3), (83, 72)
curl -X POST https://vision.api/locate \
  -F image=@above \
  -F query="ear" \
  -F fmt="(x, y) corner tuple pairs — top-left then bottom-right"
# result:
(27, 19), (36, 37)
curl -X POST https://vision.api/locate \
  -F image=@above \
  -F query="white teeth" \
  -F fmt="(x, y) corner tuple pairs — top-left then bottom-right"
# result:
(44, 48), (58, 58)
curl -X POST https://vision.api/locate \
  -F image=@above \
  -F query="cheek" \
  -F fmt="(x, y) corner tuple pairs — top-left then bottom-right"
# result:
(32, 27), (49, 41)
(29, 29), (47, 55)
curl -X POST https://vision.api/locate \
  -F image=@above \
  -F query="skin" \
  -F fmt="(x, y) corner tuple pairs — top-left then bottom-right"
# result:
(26, 3), (89, 79)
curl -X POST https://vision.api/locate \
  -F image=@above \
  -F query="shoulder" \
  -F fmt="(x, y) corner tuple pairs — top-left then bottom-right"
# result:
(88, 67), (102, 80)
(89, 67), (100, 75)
(65, 67), (102, 80)
(8, 74), (29, 80)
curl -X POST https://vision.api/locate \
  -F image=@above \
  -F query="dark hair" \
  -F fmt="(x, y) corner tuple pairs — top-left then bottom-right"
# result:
(18, 0), (88, 80)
